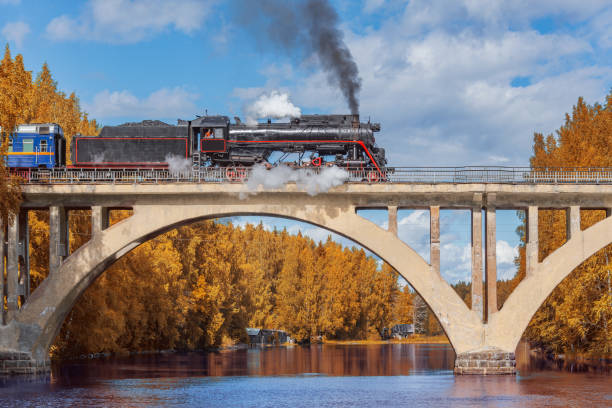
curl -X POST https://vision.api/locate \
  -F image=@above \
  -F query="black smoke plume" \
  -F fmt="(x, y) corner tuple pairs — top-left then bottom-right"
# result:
(235, 0), (362, 114)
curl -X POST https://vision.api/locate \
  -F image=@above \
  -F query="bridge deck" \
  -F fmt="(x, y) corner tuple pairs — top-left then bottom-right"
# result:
(21, 182), (612, 209)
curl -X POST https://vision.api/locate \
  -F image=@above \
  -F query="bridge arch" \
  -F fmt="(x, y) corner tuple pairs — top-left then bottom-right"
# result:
(17, 202), (482, 362)
(487, 215), (612, 352)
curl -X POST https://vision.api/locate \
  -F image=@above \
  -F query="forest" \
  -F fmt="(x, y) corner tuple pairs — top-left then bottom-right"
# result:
(1, 46), (610, 358)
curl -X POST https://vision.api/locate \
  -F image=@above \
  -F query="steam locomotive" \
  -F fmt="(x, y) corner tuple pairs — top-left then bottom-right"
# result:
(6, 114), (387, 178)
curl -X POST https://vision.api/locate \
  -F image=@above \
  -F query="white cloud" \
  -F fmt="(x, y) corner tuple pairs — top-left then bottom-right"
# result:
(397, 0), (611, 29)
(398, 210), (430, 261)
(440, 241), (472, 284)
(1, 21), (30, 47)
(269, 1), (612, 167)
(496, 240), (519, 280)
(46, 0), (214, 43)
(591, 8), (612, 49)
(84, 87), (199, 120)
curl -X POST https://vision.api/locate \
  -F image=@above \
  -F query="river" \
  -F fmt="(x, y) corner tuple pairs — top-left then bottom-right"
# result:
(1, 344), (610, 407)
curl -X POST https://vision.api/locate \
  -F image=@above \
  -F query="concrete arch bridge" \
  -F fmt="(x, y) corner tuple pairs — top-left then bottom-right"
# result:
(1, 182), (611, 375)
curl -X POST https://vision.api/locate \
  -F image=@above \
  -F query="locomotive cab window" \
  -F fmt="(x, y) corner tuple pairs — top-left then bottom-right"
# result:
(201, 128), (224, 139)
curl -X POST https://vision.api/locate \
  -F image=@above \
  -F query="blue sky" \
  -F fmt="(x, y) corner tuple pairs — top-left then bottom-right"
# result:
(2, 0), (610, 284)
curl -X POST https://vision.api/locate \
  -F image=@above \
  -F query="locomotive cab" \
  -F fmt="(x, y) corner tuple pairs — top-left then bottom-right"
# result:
(190, 116), (230, 155)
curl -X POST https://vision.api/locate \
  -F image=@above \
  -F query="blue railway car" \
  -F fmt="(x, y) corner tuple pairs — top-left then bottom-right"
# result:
(5, 123), (66, 169)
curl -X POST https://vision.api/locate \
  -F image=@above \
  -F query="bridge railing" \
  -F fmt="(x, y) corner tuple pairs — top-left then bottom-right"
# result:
(10, 166), (612, 185)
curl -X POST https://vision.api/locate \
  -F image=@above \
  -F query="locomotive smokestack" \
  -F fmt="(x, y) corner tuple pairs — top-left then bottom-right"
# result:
(235, 0), (362, 114)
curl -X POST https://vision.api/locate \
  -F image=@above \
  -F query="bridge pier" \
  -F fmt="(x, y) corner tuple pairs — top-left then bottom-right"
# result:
(457, 195), (517, 374)
(526, 206), (539, 276)
(6, 217), (20, 321)
(566, 206), (580, 239)
(430, 206), (440, 274)
(471, 204), (484, 320)
(49, 206), (68, 275)
(485, 194), (497, 320)
(454, 348), (516, 375)
(0, 350), (50, 375)
(0, 317), (50, 375)
(387, 206), (397, 236)
(5, 211), (29, 323)
(92, 206), (109, 235)
(0, 211), (46, 376)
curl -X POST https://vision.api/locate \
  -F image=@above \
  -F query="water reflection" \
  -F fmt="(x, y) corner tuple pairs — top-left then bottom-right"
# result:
(0, 344), (610, 408)
(48, 343), (454, 382)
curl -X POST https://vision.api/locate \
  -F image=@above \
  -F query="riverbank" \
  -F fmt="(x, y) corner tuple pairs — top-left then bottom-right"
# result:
(323, 335), (449, 345)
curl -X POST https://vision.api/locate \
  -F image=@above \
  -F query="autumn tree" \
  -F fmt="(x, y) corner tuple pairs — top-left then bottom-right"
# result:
(0, 156), (21, 226)
(522, 91), (612, 355)
(391, 284), (414, 326)
(0, 45), (24, 224)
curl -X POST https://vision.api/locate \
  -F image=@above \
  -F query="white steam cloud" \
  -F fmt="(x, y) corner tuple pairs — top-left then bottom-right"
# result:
(165, 154), (192, 175)
(242, 164), (349, 198)
(245, 91), (301, 125)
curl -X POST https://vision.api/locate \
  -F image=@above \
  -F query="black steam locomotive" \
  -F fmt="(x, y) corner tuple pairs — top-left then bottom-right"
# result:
(71, 114), (387, 177)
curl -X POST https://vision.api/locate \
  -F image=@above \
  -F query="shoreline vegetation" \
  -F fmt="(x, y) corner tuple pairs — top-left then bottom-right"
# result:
(322, 335), (449, 345)
(1, 47), (611, 363)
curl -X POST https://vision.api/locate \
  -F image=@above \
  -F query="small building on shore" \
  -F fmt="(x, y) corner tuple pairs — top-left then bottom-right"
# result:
(383, 324), (415, 339)
(246, 328), (290, 345)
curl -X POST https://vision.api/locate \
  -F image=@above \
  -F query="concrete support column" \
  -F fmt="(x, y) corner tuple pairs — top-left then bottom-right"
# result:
(471, 206), (483, 320)
(485, 194), (497, 320)
(0, 218), (5, 325)
(430, 206), (440, 274)
(18, 211), (29, 300)
(526, 206), (539, 277)
(455, 349), (516, 375)
(6, 217), (19, 321)
(387, 206), (398, 236)
(49, 206), (68, 275)
(566, 206), (580, 240)
(91, 206), (109, 236)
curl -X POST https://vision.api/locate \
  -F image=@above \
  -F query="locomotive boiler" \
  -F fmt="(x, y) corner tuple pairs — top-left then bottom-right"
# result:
(70, 114), (387, 176)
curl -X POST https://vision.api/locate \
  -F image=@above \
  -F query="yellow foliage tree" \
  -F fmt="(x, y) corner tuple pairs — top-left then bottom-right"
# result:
(522, 91), (612, 355)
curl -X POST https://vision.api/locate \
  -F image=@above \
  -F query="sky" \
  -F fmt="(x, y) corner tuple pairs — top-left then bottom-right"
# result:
(1, 0), (610, 284)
